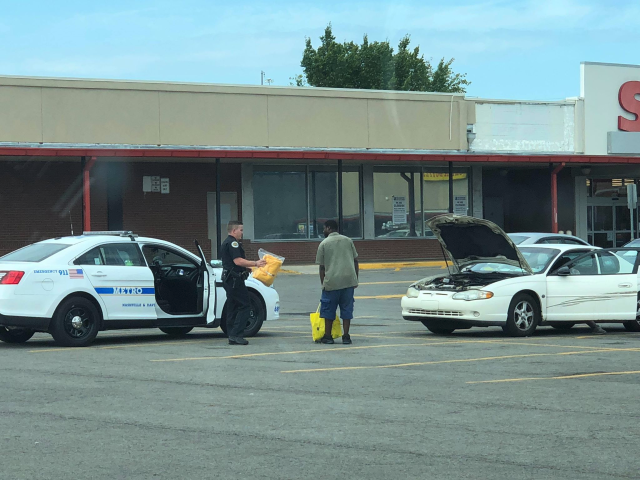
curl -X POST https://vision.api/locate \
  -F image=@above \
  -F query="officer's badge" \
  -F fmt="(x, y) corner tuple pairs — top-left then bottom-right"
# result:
(231, 241), (239, 248)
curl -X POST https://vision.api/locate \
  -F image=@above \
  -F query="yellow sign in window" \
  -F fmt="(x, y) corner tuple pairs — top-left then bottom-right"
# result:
(423, 173), (467, 181)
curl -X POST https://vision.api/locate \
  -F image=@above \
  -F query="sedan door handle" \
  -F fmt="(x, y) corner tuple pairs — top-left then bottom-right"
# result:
(92, 272), (107, 277)
(618, 283), (632, 288)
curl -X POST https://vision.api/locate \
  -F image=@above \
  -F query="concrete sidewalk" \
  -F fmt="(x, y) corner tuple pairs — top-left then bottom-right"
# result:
(281, 260), (447, 275)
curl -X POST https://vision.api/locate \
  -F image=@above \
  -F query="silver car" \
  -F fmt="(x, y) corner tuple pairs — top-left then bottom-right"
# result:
(508, 232), (590, 246)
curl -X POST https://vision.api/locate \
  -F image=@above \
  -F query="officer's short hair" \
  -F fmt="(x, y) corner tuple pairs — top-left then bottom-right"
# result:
(324, 220), (339, 231)
(227, 220), (243, 233)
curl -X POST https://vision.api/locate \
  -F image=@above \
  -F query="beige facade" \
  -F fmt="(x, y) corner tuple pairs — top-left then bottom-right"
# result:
(0, 76), (475, 151)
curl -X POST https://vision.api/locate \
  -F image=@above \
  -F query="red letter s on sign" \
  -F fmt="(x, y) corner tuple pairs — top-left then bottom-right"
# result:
(619, 81), (640, 132)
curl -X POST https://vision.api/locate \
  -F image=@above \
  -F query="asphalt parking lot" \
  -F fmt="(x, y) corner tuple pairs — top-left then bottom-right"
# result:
(3, 266), (640, 479)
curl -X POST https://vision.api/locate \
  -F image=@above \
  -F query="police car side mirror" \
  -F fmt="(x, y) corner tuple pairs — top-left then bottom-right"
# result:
(210, 260), (222, 268)
(556, 266), (571, 276)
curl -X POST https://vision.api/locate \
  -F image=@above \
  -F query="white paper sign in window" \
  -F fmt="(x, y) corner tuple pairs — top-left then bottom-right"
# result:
(392, 196), (407, 225)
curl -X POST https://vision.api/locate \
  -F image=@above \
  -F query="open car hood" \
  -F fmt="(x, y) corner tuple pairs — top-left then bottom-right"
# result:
(426, 215), (533, 275)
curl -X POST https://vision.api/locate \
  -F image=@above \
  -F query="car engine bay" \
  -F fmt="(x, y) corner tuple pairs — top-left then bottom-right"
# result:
(415, 272), (519, 291)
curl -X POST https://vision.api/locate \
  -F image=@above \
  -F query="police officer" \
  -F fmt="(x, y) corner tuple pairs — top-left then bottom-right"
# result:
(220, 220), (266, 345)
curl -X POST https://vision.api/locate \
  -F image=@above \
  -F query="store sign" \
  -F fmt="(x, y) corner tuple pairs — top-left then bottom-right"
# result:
(581, 62), (640, 154)
(392, 196), (407, 225)
(618, 81), (640, 132)
(423, 173), (467, 182)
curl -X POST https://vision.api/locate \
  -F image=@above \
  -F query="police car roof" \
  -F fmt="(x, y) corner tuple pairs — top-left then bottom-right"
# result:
(38, 235), (161, 245)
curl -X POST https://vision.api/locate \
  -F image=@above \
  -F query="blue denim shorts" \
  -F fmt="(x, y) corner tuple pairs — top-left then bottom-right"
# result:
(320, 287), (355, 321)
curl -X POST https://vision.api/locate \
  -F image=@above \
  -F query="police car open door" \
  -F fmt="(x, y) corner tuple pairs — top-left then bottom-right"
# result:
(194, 240), (216, 326)
(139, 242), (214, 326)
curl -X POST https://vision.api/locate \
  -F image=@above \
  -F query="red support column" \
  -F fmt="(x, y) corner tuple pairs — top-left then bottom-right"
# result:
(551, 163), (565, 233)
(83, 156), (97, 232)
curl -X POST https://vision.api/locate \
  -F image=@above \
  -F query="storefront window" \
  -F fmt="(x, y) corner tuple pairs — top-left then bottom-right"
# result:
(373, 168), (470, 238)
(422, 170), (469, 237)
(254, 166), (362, 240)
(254, 168), (308, 240)
(373, 171), (421, 238)
(422, 169), (469, 237)
(309, 169), (362, 239)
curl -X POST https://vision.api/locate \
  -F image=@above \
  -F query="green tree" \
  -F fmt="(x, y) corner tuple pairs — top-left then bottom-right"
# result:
(297, 24), (469, 93)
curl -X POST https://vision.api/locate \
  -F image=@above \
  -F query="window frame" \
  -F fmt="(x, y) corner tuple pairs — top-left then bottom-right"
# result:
(548, 248), (640, 276)
(73, 242), (147, 267)
(71, 242), (148, 267)
(252, 164), (364, 242)
(140, 244), (200, 268)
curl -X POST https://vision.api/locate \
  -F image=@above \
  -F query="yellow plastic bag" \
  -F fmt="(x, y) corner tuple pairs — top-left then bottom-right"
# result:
(252, 250), (284, 287)
(310, 305), (342, 342)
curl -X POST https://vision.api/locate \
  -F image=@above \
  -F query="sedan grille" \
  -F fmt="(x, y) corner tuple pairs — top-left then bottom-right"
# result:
(407, 309), (463, 317)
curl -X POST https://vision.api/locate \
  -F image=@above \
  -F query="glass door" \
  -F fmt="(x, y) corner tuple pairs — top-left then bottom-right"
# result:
(586, 178), (635, 247)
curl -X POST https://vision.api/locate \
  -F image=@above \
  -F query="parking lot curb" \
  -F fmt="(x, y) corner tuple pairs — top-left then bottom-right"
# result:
(280, 261), (446, 275)
(359, 261), (446, 270)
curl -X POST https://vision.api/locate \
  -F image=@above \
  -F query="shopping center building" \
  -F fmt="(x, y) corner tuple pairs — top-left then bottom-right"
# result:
(1, 61), (639, 262)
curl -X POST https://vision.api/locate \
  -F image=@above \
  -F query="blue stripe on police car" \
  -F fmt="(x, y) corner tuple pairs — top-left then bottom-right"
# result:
(94, 287), (155, 295)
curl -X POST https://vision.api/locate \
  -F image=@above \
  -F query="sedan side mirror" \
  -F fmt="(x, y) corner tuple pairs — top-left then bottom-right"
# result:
(556, 266), (571, 276)
(210, 260), (222, 268)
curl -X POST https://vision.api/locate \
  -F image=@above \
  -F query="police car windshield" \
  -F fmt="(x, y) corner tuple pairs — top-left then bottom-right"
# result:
(0, 243), (71, 262)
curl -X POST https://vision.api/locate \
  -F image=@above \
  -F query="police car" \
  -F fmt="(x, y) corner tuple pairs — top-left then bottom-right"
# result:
(0, 232), (280, 347)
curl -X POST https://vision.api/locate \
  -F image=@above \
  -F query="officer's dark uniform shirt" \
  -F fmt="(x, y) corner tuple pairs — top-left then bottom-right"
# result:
(220, 235), (246, 273)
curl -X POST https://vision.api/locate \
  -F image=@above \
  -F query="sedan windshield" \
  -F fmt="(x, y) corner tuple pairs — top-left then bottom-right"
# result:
(518, 247), (560, 273)
(462, 247), (559, 274)
(0, 243), (71, 263)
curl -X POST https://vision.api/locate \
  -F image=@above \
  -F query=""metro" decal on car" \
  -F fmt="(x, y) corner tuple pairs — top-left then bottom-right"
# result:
(94, 287), (155, 295)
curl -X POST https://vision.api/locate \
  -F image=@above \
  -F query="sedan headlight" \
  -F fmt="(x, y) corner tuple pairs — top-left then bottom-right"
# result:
(452, 290), (494, 301)
(406, 287), (420, 298)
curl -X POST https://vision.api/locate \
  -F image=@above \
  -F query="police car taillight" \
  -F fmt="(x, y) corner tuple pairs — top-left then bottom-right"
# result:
(0, 271), (25, 285)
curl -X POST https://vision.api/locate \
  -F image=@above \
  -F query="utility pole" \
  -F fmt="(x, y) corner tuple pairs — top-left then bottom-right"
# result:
(261, 70), (265, 85)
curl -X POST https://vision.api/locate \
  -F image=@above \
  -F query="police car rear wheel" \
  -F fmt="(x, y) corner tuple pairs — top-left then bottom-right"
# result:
(50, 297), (100, 347)
(159, 327), (194, 336)
(0, 327), (35, 343)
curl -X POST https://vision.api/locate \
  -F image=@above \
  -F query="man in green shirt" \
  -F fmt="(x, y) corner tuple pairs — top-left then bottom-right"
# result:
(316, 220), (359, 345)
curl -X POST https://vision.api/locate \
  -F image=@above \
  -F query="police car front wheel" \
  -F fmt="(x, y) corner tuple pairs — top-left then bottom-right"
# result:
(50, 297), (101, 347)
(221, 291), (265, 337)
(0, 327), (35, 344)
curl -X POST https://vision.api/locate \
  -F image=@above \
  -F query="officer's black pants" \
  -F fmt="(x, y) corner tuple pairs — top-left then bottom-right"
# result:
(223, 278), (251, 338)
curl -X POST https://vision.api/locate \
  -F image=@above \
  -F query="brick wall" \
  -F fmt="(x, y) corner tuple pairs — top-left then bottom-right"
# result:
(90, 162), (109, 232)
(243, 238), (445, 264)
(0, 160), (84, 255)
(115, 162), (241, 259)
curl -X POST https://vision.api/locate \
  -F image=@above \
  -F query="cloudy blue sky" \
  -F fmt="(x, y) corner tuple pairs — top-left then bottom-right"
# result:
(1, 0), (637, 100)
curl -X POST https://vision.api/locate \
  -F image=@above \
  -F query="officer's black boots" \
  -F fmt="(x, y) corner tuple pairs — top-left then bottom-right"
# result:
(229, 337), (249, 346)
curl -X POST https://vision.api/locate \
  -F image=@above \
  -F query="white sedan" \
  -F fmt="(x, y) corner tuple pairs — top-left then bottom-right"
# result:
(402, 215), (640, 336)
(0, 232), (279, 347)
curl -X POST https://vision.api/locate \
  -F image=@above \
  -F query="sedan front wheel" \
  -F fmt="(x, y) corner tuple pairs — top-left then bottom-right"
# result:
(504, 293), (539, 337)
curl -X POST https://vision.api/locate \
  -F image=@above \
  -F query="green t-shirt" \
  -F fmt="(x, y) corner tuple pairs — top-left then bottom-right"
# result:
(316, 232), (359, 291)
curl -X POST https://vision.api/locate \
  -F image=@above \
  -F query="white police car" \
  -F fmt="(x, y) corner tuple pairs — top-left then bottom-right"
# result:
(0, 232), (280, 347)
